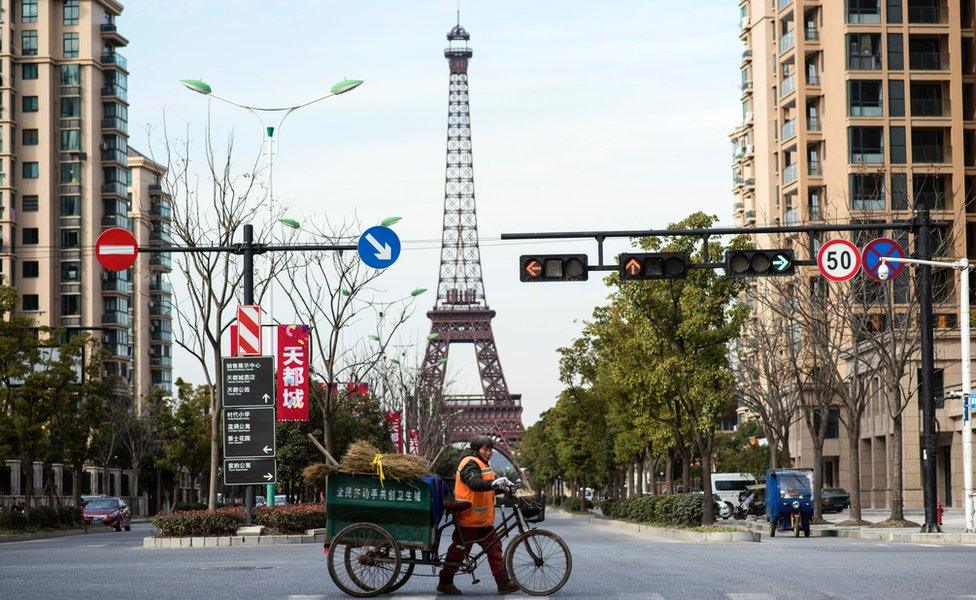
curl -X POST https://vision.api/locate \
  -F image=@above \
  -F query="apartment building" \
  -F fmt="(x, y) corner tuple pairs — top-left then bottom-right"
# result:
(732, 0), (976, 509)
(0, 1), (171, 409)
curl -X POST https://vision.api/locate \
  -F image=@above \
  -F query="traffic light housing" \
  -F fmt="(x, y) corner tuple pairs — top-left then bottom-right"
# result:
(618, 252), (689, 280)
(724, 249), (795, 277)
(520, 254), (588, 282)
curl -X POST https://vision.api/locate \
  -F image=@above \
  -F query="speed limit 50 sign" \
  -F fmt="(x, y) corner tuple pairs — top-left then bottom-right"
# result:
(817, 239), (861, 282)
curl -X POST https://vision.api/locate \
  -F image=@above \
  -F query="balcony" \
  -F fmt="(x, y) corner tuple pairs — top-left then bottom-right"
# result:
(784, 208), (800, 225)
(913, 144), (947, 163)
(101, 51), (127, 71)
(100, 84), (127, 102)
(101, 279), (131, 294)
(780, 74), (797, 98)
(847, 9), (881, 24)
(744, 210), (756, 222)
(101, 214), (132, 229)
(742, 49), (753, 62)
(911, 98), (950, 117)
(100, 117), (127, 133)
(150, 280), (173, 295)
(781, 119), (797, 140)
(101, 312), (131, 327)
(150, 356), (173, 368)
(851, 197), (886, 212)
(101, 148), (128, 165)
(804, 27), (819, 42)
(779, 30), (795, 53)
(100, 22), (117, 33)
(150, 200), (172, 219)
(807, 116), (821, 132)
(783, 163), (798, 184)
(100, 22), (129, 47)
(150, 253), (172, 269)
(908, 5), (949, 24)
(808, 161), (823, 176)
(149, 302), (171, 317)
(849, 54), (882, 71)
(733, 202), (744, 212)
(744, 178), (755, 188)
(150, 329), (173, 343)
(101, 181), (128, 197)
(741, 81), (753, 92)
(909, 52), (948, 71)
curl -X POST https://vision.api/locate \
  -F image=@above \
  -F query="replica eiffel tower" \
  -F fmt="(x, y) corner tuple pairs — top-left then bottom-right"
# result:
(414, 19), (524, 451)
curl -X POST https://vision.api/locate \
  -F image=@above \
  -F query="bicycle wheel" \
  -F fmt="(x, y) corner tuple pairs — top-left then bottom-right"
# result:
(385, 548), (416, 593)
(327, 523), (401, 598)
(504, 529), (572, 596)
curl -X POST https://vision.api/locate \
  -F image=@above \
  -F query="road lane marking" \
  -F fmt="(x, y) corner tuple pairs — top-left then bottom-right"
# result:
(728, 594), (776, 600)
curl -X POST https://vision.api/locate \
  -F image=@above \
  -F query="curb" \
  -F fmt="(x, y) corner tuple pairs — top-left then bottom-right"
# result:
(142, 532), (325, 549)
(744, 521), (976, 544)
(552, 509), (760, 543)
(0, 528), (92, 544)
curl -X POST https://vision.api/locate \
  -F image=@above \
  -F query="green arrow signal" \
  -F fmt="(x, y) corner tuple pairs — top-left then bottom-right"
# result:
(773, 254), (791, 272)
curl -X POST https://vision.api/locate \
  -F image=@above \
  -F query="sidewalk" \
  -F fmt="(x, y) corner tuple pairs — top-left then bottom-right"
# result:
(742, 508), (976, 543)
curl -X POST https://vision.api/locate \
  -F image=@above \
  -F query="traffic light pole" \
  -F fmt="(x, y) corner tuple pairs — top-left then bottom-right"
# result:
(504, 214), (946, 533)
(137, 223), (356, 526)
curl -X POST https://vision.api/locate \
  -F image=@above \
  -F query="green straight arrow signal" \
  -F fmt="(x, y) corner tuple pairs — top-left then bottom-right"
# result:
(773, 254), (791, 272)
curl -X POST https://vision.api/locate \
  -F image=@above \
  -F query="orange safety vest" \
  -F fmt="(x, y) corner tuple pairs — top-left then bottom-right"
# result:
(454, 455), (495, 527)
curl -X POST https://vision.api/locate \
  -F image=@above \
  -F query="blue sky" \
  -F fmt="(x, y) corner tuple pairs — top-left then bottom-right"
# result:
(122, 1), (742, 425)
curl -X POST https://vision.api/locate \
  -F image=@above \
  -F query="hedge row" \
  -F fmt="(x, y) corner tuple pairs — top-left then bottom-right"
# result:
(560, 497), (594, 512)
(0, 506), (83, 532)
(153, 503), (327, 537)
(601, 493), (704, 527)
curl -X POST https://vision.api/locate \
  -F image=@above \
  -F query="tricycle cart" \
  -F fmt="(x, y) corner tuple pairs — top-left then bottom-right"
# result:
(765, 469), (814, 538)
(324, 473), (572, 597)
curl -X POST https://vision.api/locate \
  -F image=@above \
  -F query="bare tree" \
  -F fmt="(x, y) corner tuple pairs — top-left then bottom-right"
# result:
(148, 113), (283, 510)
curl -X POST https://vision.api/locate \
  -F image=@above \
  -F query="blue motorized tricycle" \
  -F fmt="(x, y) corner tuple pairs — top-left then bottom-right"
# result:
(764, 469), (814, 538)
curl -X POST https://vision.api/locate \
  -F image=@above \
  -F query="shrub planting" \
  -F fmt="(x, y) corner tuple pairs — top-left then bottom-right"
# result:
(600, 493), (704, 527)
(152, 503), (327, 537)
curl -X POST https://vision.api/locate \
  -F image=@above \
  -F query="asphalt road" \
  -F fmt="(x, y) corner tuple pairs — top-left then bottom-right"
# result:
(2, 513), (975, 599)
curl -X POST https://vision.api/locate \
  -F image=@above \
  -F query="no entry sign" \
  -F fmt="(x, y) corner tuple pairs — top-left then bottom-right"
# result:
(861, 238), (906, 281)
(817, 239), (861, 282)
(95, 228), (138, 271)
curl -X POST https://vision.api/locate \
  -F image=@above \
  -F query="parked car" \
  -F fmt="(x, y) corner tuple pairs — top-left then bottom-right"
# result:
(711, 472), (757, 519)
(82, 497), (131, 532)
(820, 487), (851, 513)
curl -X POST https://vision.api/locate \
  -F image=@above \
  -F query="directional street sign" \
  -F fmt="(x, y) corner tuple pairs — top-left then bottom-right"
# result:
(223, 458), (277, 486)
(221, 356), (275, 407)
(817, 239), (861, 282)
(861, 238), (906, 281)
(95, 227), (139, 271)
(223, 407), (276, 459)
(358, 225), (401, 269)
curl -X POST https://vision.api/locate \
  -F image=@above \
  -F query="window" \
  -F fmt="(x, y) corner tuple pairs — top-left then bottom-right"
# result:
(61, 295), (80, 316)
(887, 0), (903, 23)
(22, 195), (38, 212)
(851, 173), (886, 210)
(848, 80), (883, 116)
(60, 229), (80, 248)
(910, 36), (944, 70)
(21, 64), (37, 80)
(63, 33), (79, 58)
(22, 96), (38, 112)
(913, 128), (946, 162)
(22, 295), (39, 312)
(848, 34), (883, 70)
(21, 0), (38, 23)
(887, 33), (904, 70)
(849, 127), (885, 163)
(21, 261), (38, 278)
(22, 228), (39, 245)
(22, 162), (39, 179)
(61, 262), (80, 282)
(915, 174), (949, 210)
(918, 368), (945, 409)
(60, 64), (80, 86)
(63, 0), (79, 26)
(60, 163), (80, 184)
(889, 79), (905, 117)
(911, 82), (945, 116)
(60, 195), (80, 216)
(60, 97), (80, 118)
(891, 172), (909, 209)
(22, 129), (38, 146)
(60, 130), (80, 151)
(848, 0), (882, 23)
(21, 31), (38, 56)
(890, 126), (906, 163)
(814, 408), (841, 439)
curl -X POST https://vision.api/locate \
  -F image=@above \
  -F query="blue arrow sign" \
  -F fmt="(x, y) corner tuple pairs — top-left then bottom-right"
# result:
(358, 225), (401, 269)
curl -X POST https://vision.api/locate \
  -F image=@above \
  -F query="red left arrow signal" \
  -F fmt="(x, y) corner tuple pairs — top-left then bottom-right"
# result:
(624, 258), (641, 276)
(524, 260), (543, 278)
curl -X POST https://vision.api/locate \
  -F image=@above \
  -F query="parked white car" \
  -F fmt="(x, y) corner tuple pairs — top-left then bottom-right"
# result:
(711, 472), (757, 519)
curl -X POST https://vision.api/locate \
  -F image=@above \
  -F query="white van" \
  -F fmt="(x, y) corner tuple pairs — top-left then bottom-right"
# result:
(711, 472), (757, 519)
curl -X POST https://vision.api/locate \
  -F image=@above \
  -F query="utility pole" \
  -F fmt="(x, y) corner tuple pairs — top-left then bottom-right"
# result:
(915, 207), (941, 533)
(241, 224), (256, 526)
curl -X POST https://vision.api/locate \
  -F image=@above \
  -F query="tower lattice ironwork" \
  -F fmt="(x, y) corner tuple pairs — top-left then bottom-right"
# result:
(415, 20), (524, 451)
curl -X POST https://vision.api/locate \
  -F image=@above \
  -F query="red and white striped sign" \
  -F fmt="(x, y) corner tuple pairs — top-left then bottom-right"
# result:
(236, 305), (263, 356)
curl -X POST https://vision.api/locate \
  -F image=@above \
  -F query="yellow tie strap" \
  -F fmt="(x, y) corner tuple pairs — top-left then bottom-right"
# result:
(371, 453), (385, 486)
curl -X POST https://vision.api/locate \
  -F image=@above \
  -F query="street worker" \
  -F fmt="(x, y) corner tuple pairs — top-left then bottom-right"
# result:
(437, 436), (519, 596)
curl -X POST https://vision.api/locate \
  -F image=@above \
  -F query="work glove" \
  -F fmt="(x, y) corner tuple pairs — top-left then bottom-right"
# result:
(492, 477), (515, 491)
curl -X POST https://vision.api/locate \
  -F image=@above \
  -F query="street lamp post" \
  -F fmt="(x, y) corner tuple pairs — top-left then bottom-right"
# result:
(879, 255), (974, 533)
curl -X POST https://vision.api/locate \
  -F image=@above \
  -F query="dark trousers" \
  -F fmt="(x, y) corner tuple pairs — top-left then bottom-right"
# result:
(440, 525), (508, 581)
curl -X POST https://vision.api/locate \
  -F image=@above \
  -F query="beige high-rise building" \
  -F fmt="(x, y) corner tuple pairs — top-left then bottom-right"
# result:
(0, 0), (171, 409)
(733, 0), (976, 509)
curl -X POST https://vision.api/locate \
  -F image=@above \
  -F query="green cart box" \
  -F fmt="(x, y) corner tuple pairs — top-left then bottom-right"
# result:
(326, 473), (434, 548)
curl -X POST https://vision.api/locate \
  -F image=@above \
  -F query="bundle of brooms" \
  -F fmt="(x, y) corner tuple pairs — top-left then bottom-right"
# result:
(303, 439), (429, 482)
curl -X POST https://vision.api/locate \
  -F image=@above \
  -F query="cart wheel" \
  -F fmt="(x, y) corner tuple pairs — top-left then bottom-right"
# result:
(327, 523), (401, 598)
(504, 529), (572, 596)
(793, 515), (801, 538)
(768, 519), (776, 537)
(385, 548), (416, 594)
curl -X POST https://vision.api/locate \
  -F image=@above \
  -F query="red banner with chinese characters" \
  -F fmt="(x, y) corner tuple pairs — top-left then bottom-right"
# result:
(276, 324), (310, 421)
(386, 411), (403, 452)
(408, 429), (420, 455)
